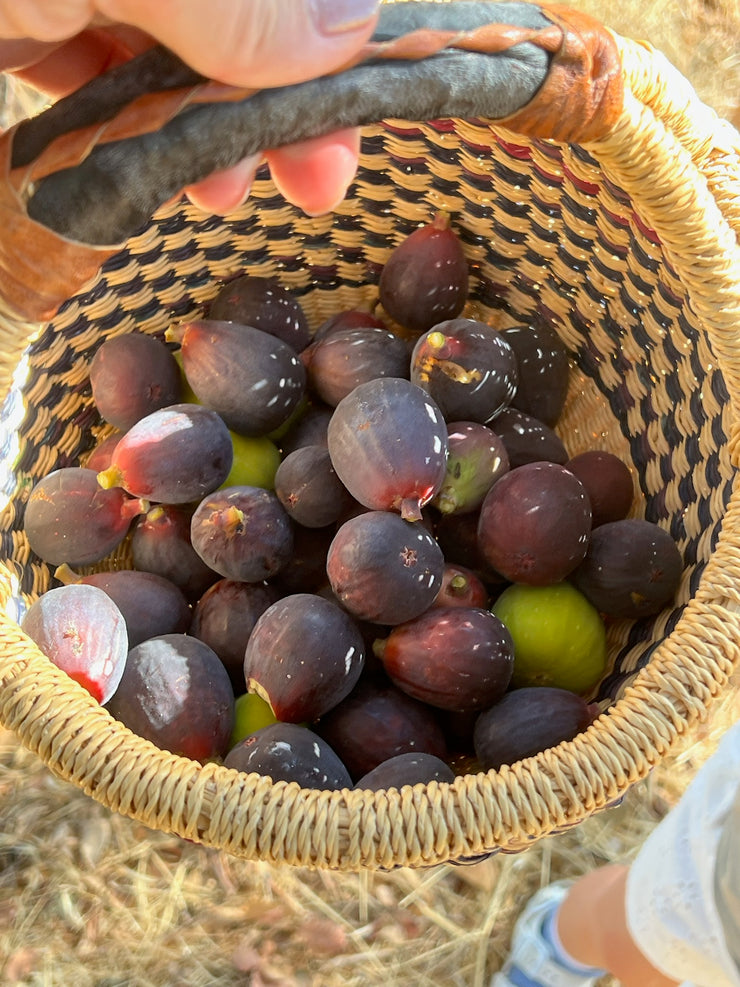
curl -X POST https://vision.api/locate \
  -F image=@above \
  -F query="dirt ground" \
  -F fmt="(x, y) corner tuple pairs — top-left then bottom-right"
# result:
(2, 1), (739, 985)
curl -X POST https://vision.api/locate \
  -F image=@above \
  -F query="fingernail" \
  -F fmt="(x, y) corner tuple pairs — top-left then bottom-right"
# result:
(309, 0), (379, 34)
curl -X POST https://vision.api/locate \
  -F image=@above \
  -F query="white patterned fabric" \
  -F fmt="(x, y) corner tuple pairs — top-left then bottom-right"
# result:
(625, 719), (740, 987)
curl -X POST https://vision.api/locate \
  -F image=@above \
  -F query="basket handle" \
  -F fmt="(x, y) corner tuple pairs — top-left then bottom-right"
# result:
(0, 0), (623, 323)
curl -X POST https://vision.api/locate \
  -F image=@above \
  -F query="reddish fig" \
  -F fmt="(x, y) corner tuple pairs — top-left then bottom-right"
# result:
(473, 687), (600, 770)
(24, 467), (146, 566)
(106, 634), (234, 762)
(89, 332), (181, 431)
(207, 274), (311, 352)
(565, 450), (634, 527)
(244, 594), (365, 723)
(354, 753), (455, 791)
(54, 565), (191, 648)
(21, 584), (128, 704)
(167, 320), (305, 437)
(433, 563), (489, 609)
(327, 511), (445, 625)
(376, 606), (514, 713)
(315, 677), (448, 781)
(97, 404), (233, 503)
(224, 723), (352, 790)
(379, 211), (469, 334)
(570, 518), (683, 618)
(327, 377), (448, 522)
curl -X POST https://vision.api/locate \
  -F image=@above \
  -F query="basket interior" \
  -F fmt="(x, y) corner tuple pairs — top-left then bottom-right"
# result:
(0, 118), (733, 712)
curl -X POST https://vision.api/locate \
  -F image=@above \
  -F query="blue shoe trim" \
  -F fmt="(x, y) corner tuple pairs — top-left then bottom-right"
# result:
(504, 965), (546, 987)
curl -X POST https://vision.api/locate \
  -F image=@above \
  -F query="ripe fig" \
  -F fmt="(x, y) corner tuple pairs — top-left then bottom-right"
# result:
(54, 565), (191, 648)
(410, 319), (518, 424)
(190, 486), (293, 583)
(477, 462), (591, 585)
(503, 319), (570, 427)
(303, 326), (410, 407)
(433, 510), (509, 591)
(97, 403), (233, 504)
(190, 578), (280, 692)
(89, 331), (181, 431)
(167, 320), (305, 437)
(490, 407), (568, 468)
(21, 583), (128, 704)
(569, 518), (683, 618)
(131, 503), (219, 602)
(565, 450), (634, 528)
(473, 687), (600, 771)
(105, 634), (234, 762)
(278, 402), (333, 456)
(379, 211), (469, 334)
(274, 445), (352, 528)
(207, 274), (311, 352)
(433, 563), (489, 609)
(376, 606), (514, 713)
(312, 308), (386, 341)
(244, 593), (365, 723)
(327, 511), (445, 625)
(327, 377), (448, 522)
(224, 722), (352, 790)
(24, 467), (147, 567)
(314, 677), (448, 781)
(273, 523), (336, 595)
(84, 430), (124, 472)
(354, 752), (455, 791)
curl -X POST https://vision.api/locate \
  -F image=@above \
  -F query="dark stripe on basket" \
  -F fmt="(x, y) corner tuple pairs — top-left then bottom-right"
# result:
(1, 119), (733, 715)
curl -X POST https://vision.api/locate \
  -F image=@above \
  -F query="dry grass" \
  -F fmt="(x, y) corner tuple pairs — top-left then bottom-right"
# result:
(565, 0), (740, 126)
(2, 2), (739, 985)
(3, 683), (739, 987)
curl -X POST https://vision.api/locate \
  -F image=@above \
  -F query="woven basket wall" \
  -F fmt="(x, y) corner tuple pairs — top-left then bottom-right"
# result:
(1, 11), (740, 871)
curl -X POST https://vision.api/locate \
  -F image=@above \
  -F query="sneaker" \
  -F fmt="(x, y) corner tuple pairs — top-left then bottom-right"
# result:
(491, 880), (607, 987)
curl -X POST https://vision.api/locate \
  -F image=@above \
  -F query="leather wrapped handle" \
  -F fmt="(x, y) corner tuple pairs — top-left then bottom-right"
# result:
(0, 0), (624, 322)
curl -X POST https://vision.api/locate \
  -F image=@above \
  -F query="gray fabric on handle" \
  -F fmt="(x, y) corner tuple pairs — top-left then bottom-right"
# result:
(23, 1), (551, 245)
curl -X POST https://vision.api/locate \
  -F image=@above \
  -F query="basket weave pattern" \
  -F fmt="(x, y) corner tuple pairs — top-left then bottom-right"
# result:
(1, 27), (740, 869)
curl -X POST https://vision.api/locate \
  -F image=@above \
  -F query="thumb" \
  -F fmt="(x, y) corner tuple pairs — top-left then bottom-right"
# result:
(96, 0), (380, 87)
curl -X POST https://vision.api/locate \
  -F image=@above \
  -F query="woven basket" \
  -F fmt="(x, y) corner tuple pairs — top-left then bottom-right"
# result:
(1, 0), (740, 871)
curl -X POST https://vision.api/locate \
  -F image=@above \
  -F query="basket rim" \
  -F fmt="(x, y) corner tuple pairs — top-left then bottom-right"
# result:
(1, 25), (740, 867)
(1, 520), (738, 869)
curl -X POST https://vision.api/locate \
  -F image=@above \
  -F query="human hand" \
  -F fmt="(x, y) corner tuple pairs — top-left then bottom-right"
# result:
(0, 0), (380, 215)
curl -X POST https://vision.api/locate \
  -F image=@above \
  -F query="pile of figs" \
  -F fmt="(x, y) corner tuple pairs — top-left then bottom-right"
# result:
(19, 212), (683, 791)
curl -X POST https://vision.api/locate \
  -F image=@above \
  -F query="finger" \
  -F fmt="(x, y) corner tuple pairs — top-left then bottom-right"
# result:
(265, 127), (361, 217)
(0, 1), (94, 42)
(0, 38), (65, 71)
(184, 153), (262, 214)
(96, 0), (379, 87)
(8, 26), (152, 96)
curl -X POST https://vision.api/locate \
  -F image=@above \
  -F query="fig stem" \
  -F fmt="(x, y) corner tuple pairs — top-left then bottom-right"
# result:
(220, 506), (245, 534)
(121, 497), (150, 520)
(247, 678), (276, 716)
(431, 210), (451, 231)
(400, 497), (423, 522)
(435, 494), (459, 515)
(372, 638), (386, 661)
(164, 324), (185, 344)
(96, 465), (124, 490)
(54, 563), (81, 585)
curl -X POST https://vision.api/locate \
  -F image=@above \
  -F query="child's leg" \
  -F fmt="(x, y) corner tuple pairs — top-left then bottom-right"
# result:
(493, 719), (740, 987)
(557, 864), (680, 987)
